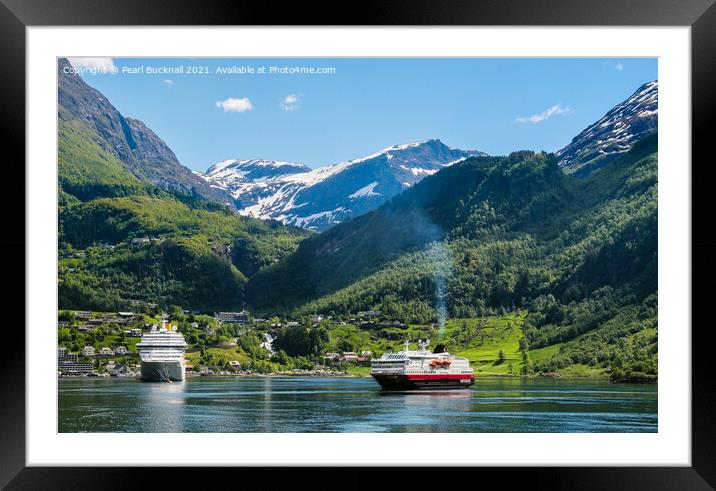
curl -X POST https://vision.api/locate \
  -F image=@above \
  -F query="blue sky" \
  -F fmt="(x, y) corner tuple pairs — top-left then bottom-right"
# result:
(70, 57), (657, 171)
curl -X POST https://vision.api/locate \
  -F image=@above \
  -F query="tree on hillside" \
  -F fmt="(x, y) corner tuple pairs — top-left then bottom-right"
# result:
(519, 337), (528, 352)
(521, 351), (531, 375)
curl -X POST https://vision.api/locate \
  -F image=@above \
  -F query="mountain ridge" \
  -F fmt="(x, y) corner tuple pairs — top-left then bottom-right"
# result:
(557, 80), (657, 177)
(58, 58), (235, 206)
(200, 139), (487, 231)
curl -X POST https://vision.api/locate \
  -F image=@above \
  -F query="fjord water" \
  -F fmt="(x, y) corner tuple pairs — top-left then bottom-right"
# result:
(58, 376), (656, 433)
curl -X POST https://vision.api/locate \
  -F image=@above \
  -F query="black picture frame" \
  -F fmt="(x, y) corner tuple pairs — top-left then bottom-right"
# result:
(2, 0), (713, 488)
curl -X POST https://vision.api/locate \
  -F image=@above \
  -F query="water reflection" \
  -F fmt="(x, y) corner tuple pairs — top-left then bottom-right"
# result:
(379, 389), (472, 398)
(58, 376), (657, 433)
(136, 380), (189, 432)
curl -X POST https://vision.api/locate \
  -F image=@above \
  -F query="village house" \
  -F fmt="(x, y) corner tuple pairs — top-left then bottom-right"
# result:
(98, 347), (115, 357)
(322, 353), (340, 365)
(82, 346), (96, 357)
(114, 345), (130, 355)
(341, 352), (359, 362)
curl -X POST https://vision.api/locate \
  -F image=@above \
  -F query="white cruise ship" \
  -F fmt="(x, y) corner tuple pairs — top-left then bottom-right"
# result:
(136, 319), (187, 382)
(371, 339), (474, 390)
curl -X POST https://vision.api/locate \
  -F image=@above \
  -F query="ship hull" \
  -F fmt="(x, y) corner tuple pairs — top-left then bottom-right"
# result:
(372, 373), (474, 390)
(140, 361), (185, 382)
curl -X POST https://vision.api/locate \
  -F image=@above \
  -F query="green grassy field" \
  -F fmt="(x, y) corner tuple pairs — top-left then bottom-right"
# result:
(346, 365), (372, 376)
(448, 314), (526, 375)
(529, 343), (562, 364)
(555, 363), (608, 378)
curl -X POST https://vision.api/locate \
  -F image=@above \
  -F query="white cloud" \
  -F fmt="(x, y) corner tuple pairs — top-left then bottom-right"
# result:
(215, 97), (253, 113)
(615, 62), (624, 71)
(516, 104), (571, 124)
(164, 79), (174, 88)
(67, 57), (116, 73)
(281, 94), (300, 111)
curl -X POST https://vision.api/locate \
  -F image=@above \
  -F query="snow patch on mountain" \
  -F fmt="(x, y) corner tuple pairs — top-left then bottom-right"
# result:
(349, 181), (380, 199)
(401, 165), (438, 177)
(291, 207), (346, 228)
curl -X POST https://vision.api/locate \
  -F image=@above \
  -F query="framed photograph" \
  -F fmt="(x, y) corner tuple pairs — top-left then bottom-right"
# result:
(3, 0), (714, 488)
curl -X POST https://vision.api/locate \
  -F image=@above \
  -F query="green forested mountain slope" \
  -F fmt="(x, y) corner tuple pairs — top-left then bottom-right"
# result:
(58, 193), (311, 311)
(57, 64), (311, 312)
(58, 118), (152, 201)
(248, 135), (656, 312)
(247, 135), (657, 378)
(245, 150), (569, 309)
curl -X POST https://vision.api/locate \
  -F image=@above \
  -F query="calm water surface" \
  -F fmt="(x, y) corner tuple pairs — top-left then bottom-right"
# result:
(58, 376), (657, 433)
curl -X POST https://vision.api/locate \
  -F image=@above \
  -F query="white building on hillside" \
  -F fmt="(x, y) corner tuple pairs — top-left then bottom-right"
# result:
(214, 311), (249, 324)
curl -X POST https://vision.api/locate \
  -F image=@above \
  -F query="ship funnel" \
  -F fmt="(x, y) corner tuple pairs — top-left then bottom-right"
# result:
(433, 343), (447, 354)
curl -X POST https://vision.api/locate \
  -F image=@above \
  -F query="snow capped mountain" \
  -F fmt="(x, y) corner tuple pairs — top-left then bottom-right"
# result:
(201, 139), (486, 231)
(206, 159), (312, 183)
(557, 80), (657, 177)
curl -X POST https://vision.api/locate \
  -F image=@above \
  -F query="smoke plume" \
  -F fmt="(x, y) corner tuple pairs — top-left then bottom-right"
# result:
(427, 242), (453, 340)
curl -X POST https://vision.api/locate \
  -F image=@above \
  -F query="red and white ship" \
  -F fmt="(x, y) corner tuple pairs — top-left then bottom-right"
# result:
(371, 339), (475, 390)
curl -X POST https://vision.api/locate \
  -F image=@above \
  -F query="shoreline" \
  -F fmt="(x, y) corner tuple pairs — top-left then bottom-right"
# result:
(59, 372), (655, 383)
